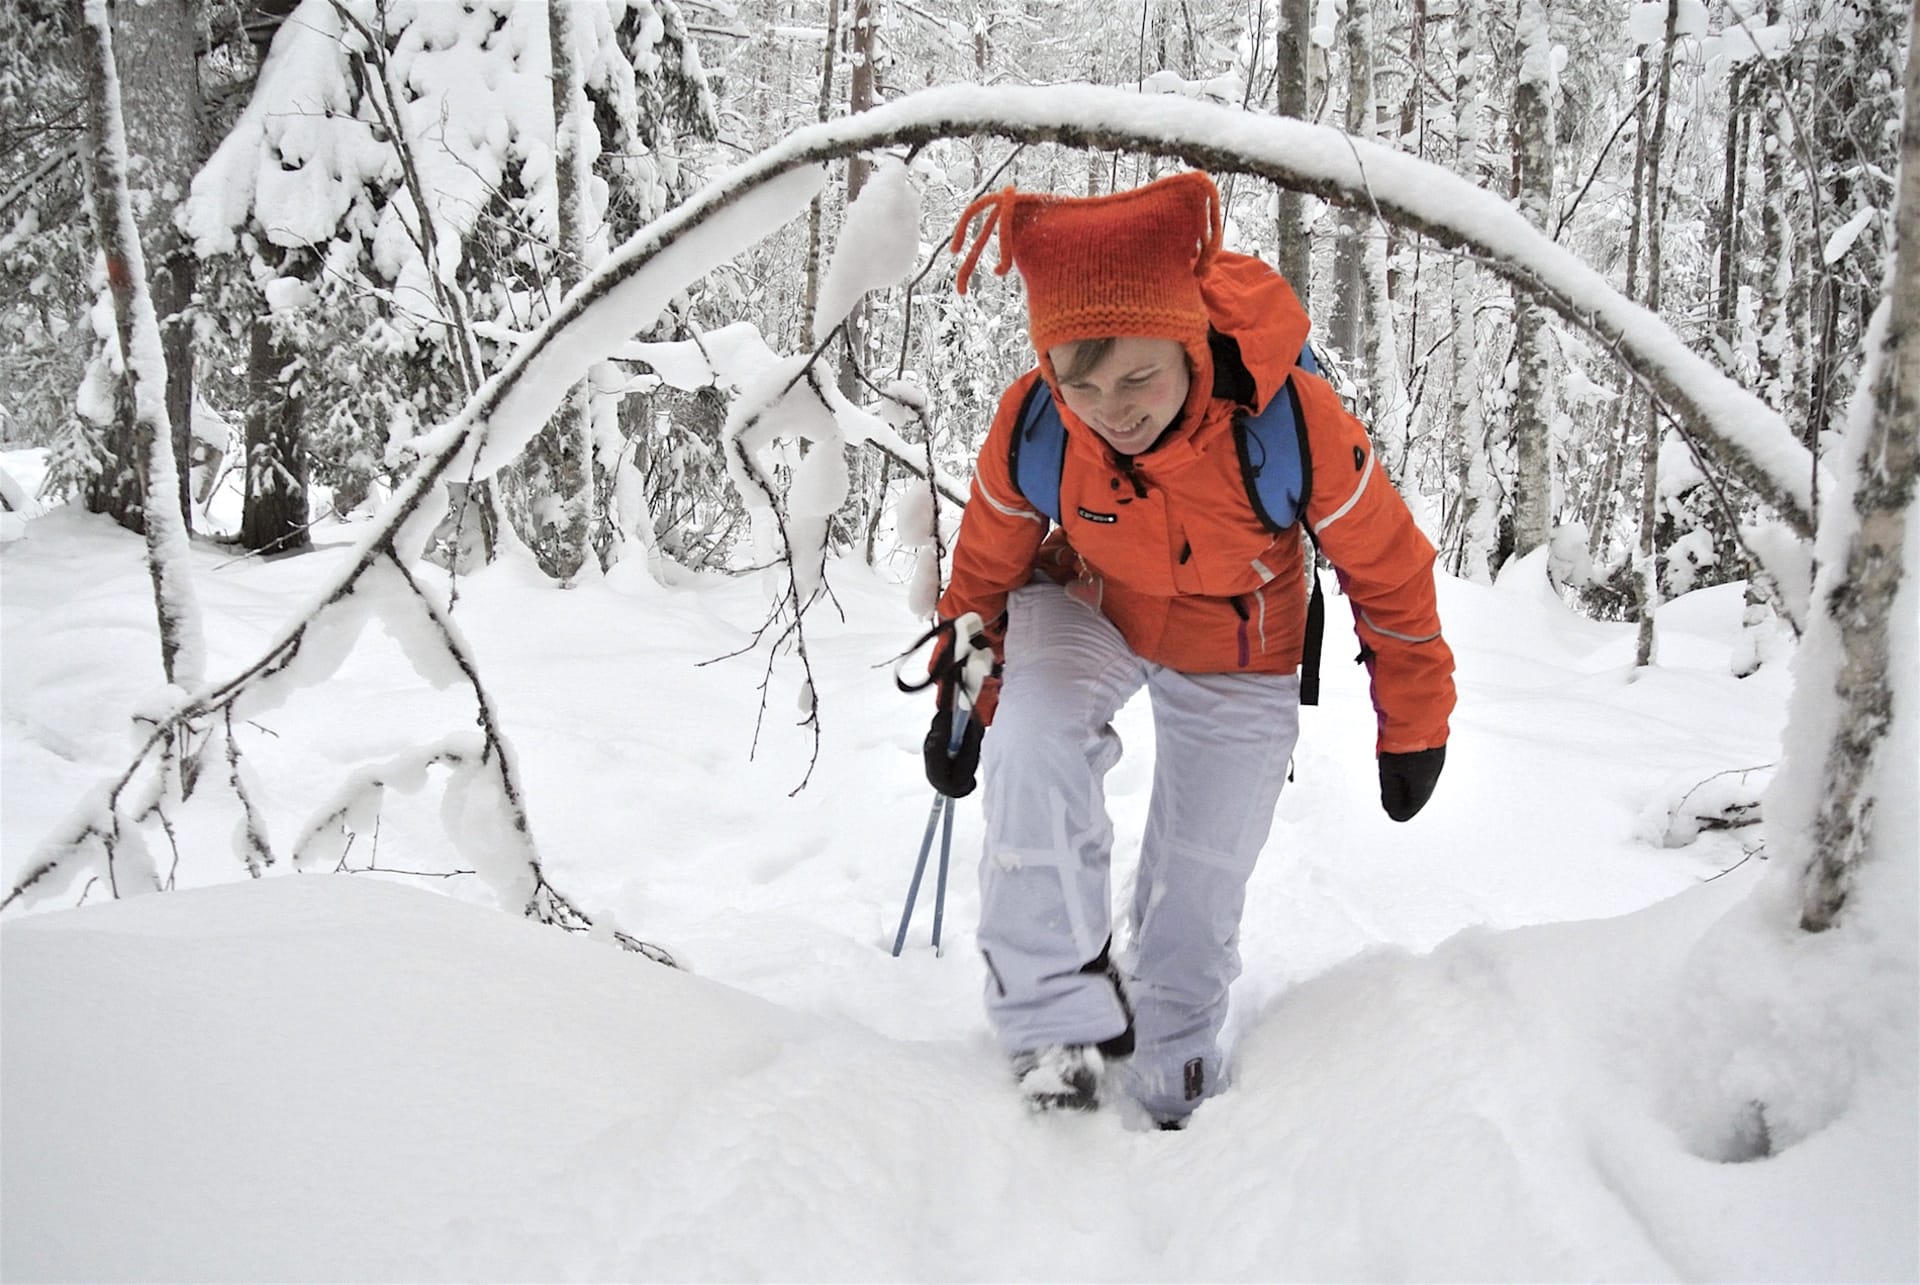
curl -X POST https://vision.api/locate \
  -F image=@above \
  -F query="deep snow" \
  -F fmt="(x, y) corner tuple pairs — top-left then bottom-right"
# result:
(1, 480), (1915, 1281)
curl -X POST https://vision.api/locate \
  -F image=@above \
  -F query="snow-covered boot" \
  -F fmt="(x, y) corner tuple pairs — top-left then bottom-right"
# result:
(1011, 1044), (1104, 1112)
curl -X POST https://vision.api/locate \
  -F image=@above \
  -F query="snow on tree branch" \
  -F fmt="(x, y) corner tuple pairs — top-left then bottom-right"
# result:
(665, 84), (1817, 538)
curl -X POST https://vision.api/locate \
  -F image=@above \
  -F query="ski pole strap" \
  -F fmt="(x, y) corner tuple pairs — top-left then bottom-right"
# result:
(893, 612), (998, 706)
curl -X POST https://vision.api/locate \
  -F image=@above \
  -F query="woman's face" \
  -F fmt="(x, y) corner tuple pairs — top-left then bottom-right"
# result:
(1047, 336), (1191, 456)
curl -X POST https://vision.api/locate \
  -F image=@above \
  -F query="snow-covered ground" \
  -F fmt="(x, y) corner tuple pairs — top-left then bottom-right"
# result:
(2, 477), (1915, 1282)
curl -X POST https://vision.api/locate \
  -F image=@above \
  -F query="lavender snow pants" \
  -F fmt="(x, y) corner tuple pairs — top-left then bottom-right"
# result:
(978, 582), (1300, 1121)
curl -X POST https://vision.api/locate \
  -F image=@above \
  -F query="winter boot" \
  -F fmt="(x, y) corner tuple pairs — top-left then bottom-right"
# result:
(1011, 1044), (1104, 1112)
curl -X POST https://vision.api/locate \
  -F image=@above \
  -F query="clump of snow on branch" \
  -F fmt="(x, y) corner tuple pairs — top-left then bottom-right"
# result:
(289, 736), (484, 870)
(723, 357), (847, 605)
(619, 322), (782, 391)
(182, 0), (366, 257)
(457, 166), (828, 488)
(813, 156), (921, 346)
(1629, 0), (1710, 44)
(1638, 765), (1773, 849)
(440, 756), (539, 911)
(896, 481), (942, 617)
(1824, 208), (1880, 267)
(186, 0), (634, 346)
(876, 377), (949, 619)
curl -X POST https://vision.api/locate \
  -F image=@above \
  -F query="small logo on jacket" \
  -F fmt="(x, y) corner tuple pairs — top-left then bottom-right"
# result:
(1075, 507), (1118, 524)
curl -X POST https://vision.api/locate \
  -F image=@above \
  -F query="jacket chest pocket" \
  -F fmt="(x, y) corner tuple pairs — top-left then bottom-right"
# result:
(1065, 490), (1178, 597)
(1168, 501), (1291, 598)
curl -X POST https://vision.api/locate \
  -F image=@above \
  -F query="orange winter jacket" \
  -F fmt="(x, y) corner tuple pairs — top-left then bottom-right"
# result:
(937, 252), (1455, 755)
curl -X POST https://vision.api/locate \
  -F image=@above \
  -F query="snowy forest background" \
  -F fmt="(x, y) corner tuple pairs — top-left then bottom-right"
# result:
(1, 0), (1901, 601)
(1, 0), (1916, 1277)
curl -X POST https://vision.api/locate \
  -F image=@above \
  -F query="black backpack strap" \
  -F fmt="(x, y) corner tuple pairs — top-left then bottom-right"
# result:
(1299, 529), (1325, 707)
(1292, 364), (1323, 707)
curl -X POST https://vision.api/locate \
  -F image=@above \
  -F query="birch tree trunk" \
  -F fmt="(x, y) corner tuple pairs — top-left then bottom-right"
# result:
(76, 0), (204, 688)
(1507, 0), (1555, 564)
(1273, 0), (1313, 304)
(1450, 0), (1494, 582)
(1793, 1), (1920, 933)
(1756, 2), (1799, 428)
(523, 0), (593, 582)
(77, 0), (199, 531)
(1365, 0), (1408, 484)
(1634, 0), (1681, 670)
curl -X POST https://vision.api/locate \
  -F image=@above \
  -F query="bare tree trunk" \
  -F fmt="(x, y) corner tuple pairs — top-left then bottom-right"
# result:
(523, 0), (593, 582)
(112, 0), (202, 529)
(799, 0), (842, 350)
(1507, 0), (1555, 565)
(1795, 1), (1920, 932)
(1274, 0), (1313, 303)
(76, 0), (204, 687)
(1714, 68), (1749, 359)
(1587, 58), (1652, 558)
(1328, 0), (1373, 362)
(970, 13), (992, 189)
(1634, 1), (1681, 670)
(240, 259), (311, 557)
(841, 0), (876, 397)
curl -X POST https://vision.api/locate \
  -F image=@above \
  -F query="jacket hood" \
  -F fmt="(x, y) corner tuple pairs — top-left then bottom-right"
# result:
(1199, 251), (1312, 416)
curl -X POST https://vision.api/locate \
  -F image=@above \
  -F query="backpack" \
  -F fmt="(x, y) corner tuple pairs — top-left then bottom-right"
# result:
(1005, 339), (1328, 704)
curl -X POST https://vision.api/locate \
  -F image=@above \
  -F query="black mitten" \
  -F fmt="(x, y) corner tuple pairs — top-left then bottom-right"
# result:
(1378, 746), (1446, 822)
(924, 704), (985, 798)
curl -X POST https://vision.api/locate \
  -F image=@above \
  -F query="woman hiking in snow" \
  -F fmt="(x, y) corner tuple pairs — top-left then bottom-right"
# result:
(919, 170), (1454, 1127)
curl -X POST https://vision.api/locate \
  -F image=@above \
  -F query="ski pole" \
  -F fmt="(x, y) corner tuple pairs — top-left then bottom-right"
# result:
(891, 791), (948, 956)
(891, 708), (969, 956)
(930, 783), (956, 955)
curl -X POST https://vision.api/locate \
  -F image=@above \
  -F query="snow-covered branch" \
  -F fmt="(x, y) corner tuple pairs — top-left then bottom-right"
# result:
(626, 84), (1817, 538)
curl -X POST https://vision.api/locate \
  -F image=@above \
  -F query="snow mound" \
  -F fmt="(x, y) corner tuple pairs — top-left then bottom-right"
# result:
(4, 872), (1911, 1282)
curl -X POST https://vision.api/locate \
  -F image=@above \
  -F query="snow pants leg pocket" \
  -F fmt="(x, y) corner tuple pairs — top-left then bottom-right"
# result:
(1120, 668), (1300, 1120)
(977, 583), (1146, 1053)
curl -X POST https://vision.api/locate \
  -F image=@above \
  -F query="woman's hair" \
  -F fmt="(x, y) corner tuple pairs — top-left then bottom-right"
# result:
(1053, 337), (1116, 384)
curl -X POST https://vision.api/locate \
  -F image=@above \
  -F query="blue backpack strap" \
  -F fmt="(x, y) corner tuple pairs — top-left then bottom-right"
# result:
(1233, 343), (1317, 533)
(1234, 342), (1326, 705)
(1007, 377), (1065, 525)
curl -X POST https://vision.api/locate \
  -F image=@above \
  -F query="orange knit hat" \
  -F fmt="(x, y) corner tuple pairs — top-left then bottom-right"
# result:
(950, 171), (1225, 357)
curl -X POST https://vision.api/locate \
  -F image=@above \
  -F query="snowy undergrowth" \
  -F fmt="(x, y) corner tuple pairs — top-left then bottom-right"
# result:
(1, 505), (1914, 1281)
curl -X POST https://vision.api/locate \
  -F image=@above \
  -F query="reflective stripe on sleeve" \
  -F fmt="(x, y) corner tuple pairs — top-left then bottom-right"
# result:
(1312, 447), (1373, 535)
(977, 475), (1046, 524)
(1357, 609), (1443, 645)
